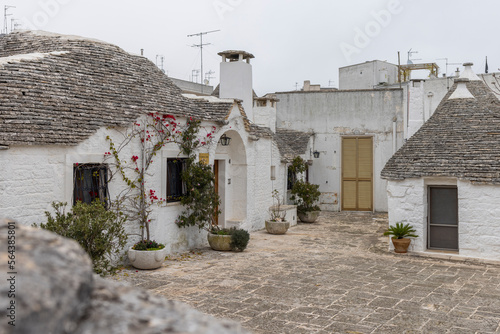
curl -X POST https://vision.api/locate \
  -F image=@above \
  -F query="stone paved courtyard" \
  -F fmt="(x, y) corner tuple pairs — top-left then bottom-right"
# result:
(112, 212), (500, 333)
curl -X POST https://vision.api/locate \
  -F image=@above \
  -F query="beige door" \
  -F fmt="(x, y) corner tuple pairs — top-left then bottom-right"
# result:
(342, 137), (373, 211)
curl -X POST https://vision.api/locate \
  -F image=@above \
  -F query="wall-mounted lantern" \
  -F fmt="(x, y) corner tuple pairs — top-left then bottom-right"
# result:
(219, 134), (231, 146)
(313, 151), (320, 158)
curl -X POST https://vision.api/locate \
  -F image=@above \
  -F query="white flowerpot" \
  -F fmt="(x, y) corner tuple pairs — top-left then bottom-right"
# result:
(128, 247), (167, 270)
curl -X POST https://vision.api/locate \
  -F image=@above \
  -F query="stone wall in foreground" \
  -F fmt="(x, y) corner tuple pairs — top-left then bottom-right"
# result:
(0, 220), (248, 334)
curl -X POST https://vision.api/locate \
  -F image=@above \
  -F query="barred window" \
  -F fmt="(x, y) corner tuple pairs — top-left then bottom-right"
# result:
(73, 163), (109, 207)
(167, 158), (187, 203)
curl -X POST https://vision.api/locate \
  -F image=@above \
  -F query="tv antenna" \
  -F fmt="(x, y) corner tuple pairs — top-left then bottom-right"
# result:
(187, 29), (220, 90)
(407, 48), (421, 64)
(437, 58), (462, 89)
(205, 70), (215, 85)
(191, 69), (200, 83)
(3, 5), (15, 34)
(155, 55), (165, 73)
(10, 18), (19, 31)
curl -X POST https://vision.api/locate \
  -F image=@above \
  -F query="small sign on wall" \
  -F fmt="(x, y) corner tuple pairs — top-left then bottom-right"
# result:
(199, 153), (209, 165)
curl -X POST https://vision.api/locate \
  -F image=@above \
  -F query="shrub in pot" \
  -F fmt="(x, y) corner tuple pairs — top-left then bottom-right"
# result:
(208, 227), (250, 251)
(290, 180), (321, 223)
(383, 222), (418, 253)
(128, 239), (167, 270)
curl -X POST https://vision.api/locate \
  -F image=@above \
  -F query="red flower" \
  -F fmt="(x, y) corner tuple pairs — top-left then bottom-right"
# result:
(131, 155), (139, 162)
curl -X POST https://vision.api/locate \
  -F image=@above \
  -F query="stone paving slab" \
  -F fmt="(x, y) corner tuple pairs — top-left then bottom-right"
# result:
(111, 212), (500, 333)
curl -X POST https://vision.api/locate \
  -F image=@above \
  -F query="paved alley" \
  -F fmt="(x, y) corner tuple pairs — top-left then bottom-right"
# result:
(112, 212), (500, 333)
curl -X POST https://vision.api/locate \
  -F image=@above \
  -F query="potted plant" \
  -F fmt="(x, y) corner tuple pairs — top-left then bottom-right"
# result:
(207, 226), (250, 251)
(383, 222), (419, 253)
(288, 156), (321, 223)
(290, 180), (321, 223)
(265, 190), (290, 234)
(105, 114), (216, 270)
(128, 239), (167, 270)
(104, 113), (185, 270)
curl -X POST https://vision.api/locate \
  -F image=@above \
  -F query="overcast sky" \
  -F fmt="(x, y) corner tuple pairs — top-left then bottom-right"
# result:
(4, 0), (499, 95)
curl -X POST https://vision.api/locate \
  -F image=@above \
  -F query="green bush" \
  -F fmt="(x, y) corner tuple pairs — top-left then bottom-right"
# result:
(229, 228), (250, 252)
(132, 240), (165, 251)
(290, 180), (321, 214)
(210, 226), (250, 251)
(37, 201), (128, 276)
(175, 161), (221, 230)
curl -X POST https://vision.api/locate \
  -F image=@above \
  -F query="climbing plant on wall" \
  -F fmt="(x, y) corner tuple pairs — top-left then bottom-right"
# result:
(104, 112), (216, 243)
(175, 119), (221, 231)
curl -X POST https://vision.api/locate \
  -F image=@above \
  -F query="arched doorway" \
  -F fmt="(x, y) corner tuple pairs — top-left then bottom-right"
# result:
(214, 130), (247, 227)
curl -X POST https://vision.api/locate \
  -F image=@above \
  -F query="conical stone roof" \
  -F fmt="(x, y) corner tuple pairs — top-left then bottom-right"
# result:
(381, 79), (500, 184)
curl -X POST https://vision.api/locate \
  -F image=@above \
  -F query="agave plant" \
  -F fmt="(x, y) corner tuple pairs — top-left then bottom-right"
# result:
(383, 222), (418, 239)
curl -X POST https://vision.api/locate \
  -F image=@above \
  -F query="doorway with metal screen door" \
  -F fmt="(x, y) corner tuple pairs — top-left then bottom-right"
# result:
(428, 186), (458, 250)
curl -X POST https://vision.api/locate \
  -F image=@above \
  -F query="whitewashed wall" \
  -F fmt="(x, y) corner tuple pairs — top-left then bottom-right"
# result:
(276, 89), (404, 212)
(1, 109), (279, 255)
(387, 178), (500, 261)
(457, 181), (500, 260)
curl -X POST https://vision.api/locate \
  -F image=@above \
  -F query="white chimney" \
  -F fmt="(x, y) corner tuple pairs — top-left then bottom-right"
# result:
(218, 50), (254, 121)
(459, 62), (481, 81)
(449, 78), (474, 100)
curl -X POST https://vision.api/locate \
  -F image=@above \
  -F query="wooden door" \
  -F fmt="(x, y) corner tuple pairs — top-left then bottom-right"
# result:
(342, 137), (373, 211)
(213, 160), (219, 225)
(428, 186), (458, 250)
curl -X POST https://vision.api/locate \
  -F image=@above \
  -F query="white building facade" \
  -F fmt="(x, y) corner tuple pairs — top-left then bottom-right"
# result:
(0, 32), (287, 255)
(382, 73), (500, 262)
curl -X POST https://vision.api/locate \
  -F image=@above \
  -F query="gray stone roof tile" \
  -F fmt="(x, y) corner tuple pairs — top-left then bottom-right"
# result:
(0, 31), (234, 146)
(274, 129), (312, 161)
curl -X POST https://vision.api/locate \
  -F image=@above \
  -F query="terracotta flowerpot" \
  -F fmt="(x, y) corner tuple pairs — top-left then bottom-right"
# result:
(265, 220), (290, 234)
(391, 238), (411, 253)
(207, 233), (232, 251)
(298, 211), (320, 223)
(128, 247), (167, 270)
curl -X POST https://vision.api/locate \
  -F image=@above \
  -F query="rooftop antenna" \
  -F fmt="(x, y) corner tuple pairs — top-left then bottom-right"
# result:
(407, 48), (420, 64)
(205, 70), (215, 85)
(187, 29), (220, 92)
(155, 55), (165, 73)
(437, 58), (462, 89)
(328, 80), (335, 87)
(10, 18), (17, 31)
(295, 82), (299, 91)
(191, 69), (200, 83)
(3, 5), (15, 34)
